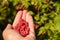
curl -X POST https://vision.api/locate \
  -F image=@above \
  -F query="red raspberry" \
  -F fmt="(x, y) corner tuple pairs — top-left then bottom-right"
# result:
(16, 5), (25, 10)
(13, 19), (30, 37)
(34, 25), (39, 29)
(35, 6), (38, 10)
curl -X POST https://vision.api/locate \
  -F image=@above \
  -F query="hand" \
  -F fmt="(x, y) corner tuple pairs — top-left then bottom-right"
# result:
(2, 10), (36, 40)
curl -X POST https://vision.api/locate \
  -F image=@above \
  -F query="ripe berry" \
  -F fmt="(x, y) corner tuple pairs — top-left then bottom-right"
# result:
(16, 5), (25, 10)
(35, 6), (38, 10)
(13, 19), (30, 37)
(34, 24), (39, 29)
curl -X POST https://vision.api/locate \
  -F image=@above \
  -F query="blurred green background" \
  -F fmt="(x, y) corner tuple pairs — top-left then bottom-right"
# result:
(0, 0), (60, 40)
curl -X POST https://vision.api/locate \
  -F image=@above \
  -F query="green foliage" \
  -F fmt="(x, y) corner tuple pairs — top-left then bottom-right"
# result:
(0, 0), (60, 40)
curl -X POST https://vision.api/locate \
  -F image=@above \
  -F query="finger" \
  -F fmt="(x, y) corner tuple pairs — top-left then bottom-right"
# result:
(22, 10), (27, 20)
(6, 24), (12, 29)
(26, 12), (35, 34)
(2, 25), (23, 40)
(2, 24), (12, 39)
(13, 11), (23, 28)
(25, 13), (35, 39)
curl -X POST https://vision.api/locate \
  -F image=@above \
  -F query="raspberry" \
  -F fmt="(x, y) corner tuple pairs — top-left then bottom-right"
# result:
(13, 19), (30, 37)
(34, 25), (38, 29)
(35, 6), (38, 10)
(16, 5), (25, 10)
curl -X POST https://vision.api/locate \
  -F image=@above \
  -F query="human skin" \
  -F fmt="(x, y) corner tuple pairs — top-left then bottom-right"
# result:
(2, 10), (36, 40)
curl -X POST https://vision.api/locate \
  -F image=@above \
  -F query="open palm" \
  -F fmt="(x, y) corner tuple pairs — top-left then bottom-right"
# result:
(3, 10), (36, 40)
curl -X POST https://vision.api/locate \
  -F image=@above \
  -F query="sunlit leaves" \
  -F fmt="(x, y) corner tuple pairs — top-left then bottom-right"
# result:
(38, 26), (45, 36)
(54, 14), (60, 32)
(34, 13), (40, 21)
(0, 0), (60, 40)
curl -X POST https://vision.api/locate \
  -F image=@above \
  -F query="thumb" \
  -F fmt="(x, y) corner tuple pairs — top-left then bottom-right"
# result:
(6, 24), (12, 29)
(2, 24), (12, 39)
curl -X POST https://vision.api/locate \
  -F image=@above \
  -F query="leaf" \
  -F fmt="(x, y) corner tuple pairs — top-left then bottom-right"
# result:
(41, 9), (46, 13)
(29, 11), (34, 16)
(34, 13), (40, 21)
(13, 0), (19, 6)
(56, 6), (60, 12)
(38, 26), (45, 36)
(40, 15), (48, 23)
(42, 4), (48, 9)
(54, 14), (60, 32)
(54, 14), (60, 24)
(44, 23), (50, 30)
(7, 0), (13, 2)
(21, 0), (30, 8)
(0, 16), (5, 20)
(8, 18), (12, 23)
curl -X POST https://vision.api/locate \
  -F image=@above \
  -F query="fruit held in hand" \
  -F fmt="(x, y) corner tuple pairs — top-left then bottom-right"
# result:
(13, 19), (30, 37)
